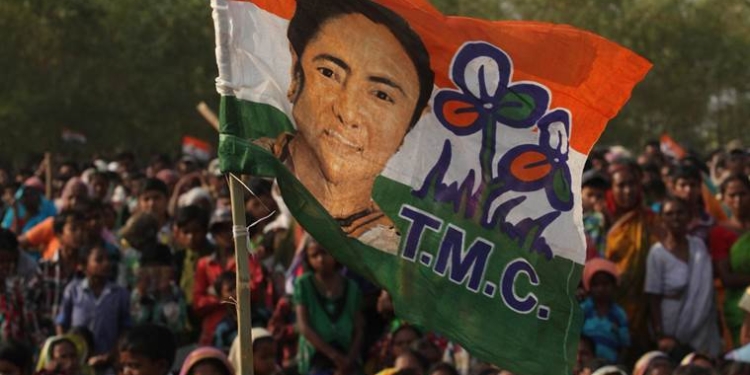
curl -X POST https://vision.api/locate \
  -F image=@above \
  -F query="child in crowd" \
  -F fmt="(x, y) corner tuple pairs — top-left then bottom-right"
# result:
(581, 170), (610, 257)
(212, 271), (238, 351)
(194, 207), (270, 344)
(33, 209), (88, 332)
(669, 165), (714, 244)
(117, 324), (177, 375)
(117, 212), (161, 289)
(130, 243), (188, 341)
(294, 238), (364, 375)
(173, 205), (213, 307)
(56, 243), (131, 365)
(580, 258), (630, 364)
(252, 328), (280, 375)
(178, 347), (234, 375)
(228, 328), (280, 375)
(137, 178), (171, 245)
(632, 351), (673, 375)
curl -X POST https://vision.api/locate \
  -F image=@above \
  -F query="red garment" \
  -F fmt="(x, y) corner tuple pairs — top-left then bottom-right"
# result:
(267, 296), (297, 368)
(192, 252), (269, 345)
(709, 224), (741, 261)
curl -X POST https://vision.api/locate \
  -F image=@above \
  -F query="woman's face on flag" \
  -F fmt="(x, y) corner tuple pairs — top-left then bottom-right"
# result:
(290, 13), (420, 185)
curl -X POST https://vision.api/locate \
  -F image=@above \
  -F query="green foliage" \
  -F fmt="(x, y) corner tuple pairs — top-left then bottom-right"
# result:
(431, 0), (750, 153)
(1, 0), (748, 164)
(0, 0), (217, 166)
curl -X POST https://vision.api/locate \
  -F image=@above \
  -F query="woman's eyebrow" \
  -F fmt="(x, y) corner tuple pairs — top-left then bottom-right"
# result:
(313, 54), (350, 73)
(369, 76), (405, 96)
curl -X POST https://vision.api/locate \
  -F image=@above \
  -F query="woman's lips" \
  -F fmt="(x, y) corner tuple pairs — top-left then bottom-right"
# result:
(323, 129), (363, 152)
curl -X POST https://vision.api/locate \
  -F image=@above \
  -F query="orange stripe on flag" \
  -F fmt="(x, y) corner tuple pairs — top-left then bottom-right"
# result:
(234, 0), (650, 154)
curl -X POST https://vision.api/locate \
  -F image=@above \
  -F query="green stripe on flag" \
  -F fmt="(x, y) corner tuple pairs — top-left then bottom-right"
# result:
(218, 95), (583, 375)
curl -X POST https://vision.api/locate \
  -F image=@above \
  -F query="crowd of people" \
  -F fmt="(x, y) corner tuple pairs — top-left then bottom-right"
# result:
(0, 142), (748, 375)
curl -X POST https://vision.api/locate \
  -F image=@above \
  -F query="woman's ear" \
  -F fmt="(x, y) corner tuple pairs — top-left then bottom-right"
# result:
(288, 47), (301, 103)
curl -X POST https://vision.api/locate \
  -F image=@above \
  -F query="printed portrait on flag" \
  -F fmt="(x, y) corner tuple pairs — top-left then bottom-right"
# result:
(212, 0), (651, 372)
(253, 0), (434, 252)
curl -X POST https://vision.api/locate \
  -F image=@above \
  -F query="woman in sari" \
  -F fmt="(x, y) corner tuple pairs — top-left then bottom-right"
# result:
(604, 162), (661, 351)
(645, 197), (722, 355)
(709, 173), (750, 344)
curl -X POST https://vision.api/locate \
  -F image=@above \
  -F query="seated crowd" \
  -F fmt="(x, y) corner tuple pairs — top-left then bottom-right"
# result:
(0, 143), (748, 375)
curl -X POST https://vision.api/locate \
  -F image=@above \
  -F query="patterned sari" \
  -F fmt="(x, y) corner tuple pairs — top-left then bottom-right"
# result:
(605, 207), (660, 348)
(725, 232), (750, 343)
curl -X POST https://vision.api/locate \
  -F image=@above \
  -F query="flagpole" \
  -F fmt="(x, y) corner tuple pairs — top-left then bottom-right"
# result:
(229, 174), (255, 375)
(44, 152), (52, 199)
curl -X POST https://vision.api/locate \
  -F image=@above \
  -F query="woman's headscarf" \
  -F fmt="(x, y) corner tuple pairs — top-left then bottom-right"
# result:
(56, 177), (89, 211)
(35, 334), (91, 374)
(179, 347), (235, 375)
(605, 162), (644, 215)
(633, 351), (669, 375)
(591, 366), (627, 375)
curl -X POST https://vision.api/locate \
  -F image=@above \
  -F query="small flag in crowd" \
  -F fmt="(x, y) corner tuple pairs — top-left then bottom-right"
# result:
(182, 136), (212, 162)
(211, 0), (650, 373)
(660, 133), (687, 159)
(61, 128), (87, 144)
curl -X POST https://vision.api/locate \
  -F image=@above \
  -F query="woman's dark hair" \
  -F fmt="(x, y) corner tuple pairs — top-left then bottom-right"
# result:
(720, 173), (750, 195)
(214, 271), (237, 297)
(0, 340), (33, 375)
(139, 243), (173, 267)
(53, 208), (86, 234)
(670, 165), (702, 183)
(188, 358), (232, 375)
(392, 324), (423, 341)
(175, 204), (210, 230)
(287, 0), (434, 130)
(659, 195), (689, 215)
(77, 242), (107, 266)
(118, 324), (176, 369)
(141, 178), (169, 197)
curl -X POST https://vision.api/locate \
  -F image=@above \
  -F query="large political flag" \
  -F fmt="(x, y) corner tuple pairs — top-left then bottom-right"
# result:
(212, 0), (650, 373)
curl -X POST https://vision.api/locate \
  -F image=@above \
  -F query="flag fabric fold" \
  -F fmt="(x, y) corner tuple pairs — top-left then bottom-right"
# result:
(212, 0), (650, 373)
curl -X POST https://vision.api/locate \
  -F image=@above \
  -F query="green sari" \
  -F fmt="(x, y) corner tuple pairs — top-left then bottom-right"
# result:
(725, 232), (750, 343)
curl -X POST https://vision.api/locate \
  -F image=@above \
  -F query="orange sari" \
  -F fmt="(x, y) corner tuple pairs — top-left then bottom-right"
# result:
(605, 207), (661, 348)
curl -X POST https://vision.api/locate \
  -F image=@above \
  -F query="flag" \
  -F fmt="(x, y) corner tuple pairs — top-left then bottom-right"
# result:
(212, 0), (650, 373)
(660, 133), (687, 159)
(61, 128), (87, 144)
(182, 135), (213, 162)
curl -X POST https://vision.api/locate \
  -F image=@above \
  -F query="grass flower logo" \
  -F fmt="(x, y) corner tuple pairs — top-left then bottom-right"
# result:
(417, 41), (574, 260)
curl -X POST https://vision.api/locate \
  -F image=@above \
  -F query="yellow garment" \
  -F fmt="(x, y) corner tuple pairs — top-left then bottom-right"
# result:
(375, 368), (397, 375)
(180, 248), (201, 305)
(36, 334), (94, 375)
(605, 208), (660, 347)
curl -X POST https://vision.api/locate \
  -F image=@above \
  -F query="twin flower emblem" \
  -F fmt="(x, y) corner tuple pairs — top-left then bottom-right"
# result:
(421, 42), (575, 259)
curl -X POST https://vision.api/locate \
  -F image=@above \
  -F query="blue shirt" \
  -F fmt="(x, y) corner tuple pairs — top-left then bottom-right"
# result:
(56, 278), (132, 354)
(580, 297), (630, 363)
(1, 187), (57, 234)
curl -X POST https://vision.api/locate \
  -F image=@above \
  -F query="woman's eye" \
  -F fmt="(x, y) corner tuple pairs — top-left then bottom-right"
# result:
(375, 91), (394, 103)
(317, 67), (334, 78)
